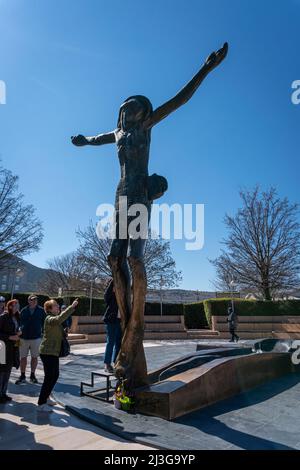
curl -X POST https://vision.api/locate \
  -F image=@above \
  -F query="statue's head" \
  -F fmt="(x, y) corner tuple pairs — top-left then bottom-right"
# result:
(117, 95), (153, 130)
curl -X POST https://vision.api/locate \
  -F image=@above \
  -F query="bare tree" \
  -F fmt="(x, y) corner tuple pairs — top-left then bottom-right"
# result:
(210, 262), (236, 292)
(76, 223), (112, 278)
(143, 236), (182, 288)
(210, 187), (300, 300)
(0, 165), (43, 267)
(40, 252), (94, 296)
(76, 222), (182, 289)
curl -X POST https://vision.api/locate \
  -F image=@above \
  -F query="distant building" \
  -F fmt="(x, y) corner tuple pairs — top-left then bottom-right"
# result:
(146, 288), (241, 304)
(0, 257), (52, 295)
(244, 292), (262, 300)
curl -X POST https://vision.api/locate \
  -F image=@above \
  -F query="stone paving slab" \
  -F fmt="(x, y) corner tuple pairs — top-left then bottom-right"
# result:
(0, 376), (152, 450)
(51, 341), (300, 450)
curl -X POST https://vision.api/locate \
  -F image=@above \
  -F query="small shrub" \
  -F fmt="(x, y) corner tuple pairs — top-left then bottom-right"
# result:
(144, 302), (184, 316)
(184, 302), (208, 329)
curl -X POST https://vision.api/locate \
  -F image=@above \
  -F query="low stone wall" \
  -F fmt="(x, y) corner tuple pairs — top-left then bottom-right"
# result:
(69, 314), (190, 341)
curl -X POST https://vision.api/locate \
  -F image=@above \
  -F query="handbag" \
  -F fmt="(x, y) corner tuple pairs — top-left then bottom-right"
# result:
(59, 328), (70, 358)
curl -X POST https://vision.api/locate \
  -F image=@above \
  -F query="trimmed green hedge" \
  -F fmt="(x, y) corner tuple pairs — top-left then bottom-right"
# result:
(69, 299), (184, 317)
(5, 293), (300, 326)
(182, 298), (300, 329)
(144, 302), (184, 316)
(184, 302), (208, 329)
(68, 296), (106, 316)
(68, 298), (184, 317)
(2, 292), (185, 317)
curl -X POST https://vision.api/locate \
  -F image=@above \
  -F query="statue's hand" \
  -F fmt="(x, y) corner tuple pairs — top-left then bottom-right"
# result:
(205, 42), (228, 71)
(71, 134), (88, 146)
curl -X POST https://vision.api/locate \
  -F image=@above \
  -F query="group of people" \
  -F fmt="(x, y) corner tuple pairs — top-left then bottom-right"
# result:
(0, 281), (121, 410)
(0, 294), (78, 412)
(0, 280), (122, 413)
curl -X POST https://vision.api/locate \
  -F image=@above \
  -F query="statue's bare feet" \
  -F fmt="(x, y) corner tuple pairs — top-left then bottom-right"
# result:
(115, 353), (131, 381)
(115, 353), (147, 390)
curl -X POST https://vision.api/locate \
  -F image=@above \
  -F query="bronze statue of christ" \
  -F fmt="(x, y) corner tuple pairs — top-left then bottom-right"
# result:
(71, 42), (228, 389)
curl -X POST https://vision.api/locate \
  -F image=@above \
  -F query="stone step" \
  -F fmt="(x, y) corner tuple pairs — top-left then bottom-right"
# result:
(217, 323), (300, 333)
(69, 338), (89, 345)
(187, 336), (220, 340)
(218, 331), (300, 339)
(144, 331), (188, 340)
(145, 323), (184, 332)
(76, 315), (183, 324)
(77, 324), (106, 334)
(187, 329), (219, 335)
(145, 315), (182, 323)
(77, 316), (103, 324)
(272, 332), (300, 339)
(86, 334), (107, 343)
(218, 331), (272, 339)
(215, 315), (300, 322)
(78, 322), (185, 335)
(71, 331), (192, 344)
(187, 330), (220, 339)
(78, 325), (186, 335)
(68, 333), (89, 345)
(68, 333), (87, 340)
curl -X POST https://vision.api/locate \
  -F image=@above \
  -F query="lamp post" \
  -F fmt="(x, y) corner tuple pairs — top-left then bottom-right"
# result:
(159, 275), (164, 316)
(11, 267), (23, 299)
(230, 279), (237, 312)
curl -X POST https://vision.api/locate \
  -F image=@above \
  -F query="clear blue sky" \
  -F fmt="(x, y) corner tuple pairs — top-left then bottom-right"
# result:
(0, 0), (299, 290)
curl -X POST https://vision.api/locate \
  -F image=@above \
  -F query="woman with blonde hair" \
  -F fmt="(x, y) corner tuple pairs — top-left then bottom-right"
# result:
(37, 298), (79, 412)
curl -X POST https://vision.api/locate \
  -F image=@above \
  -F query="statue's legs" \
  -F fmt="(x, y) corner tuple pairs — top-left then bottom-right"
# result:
(114, 238), (148, 389)
(107, 252), (131, 329)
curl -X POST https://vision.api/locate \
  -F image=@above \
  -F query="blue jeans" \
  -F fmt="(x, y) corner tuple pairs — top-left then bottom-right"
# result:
(104, 320), (122, 365)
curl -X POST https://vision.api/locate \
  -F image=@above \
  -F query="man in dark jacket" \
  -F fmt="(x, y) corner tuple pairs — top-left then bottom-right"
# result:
(227, 306), (239, 342)
(103, 280), (122, 373)
(16, 294), (46, 384)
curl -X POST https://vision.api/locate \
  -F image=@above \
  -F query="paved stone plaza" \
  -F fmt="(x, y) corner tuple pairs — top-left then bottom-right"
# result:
(1, 340), (300, 450)
(0, 376), (152, 450)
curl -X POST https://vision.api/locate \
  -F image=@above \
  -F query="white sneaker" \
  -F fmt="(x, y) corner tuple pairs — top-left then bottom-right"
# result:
(37, 404), (53, 412)
(47, 398), (57, 406)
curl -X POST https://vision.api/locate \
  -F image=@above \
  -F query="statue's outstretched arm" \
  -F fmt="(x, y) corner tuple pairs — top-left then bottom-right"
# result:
(71, 131), (116, 147)
(144, 42), (228, 129)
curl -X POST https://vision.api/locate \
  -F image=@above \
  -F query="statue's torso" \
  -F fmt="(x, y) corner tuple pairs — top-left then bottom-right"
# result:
(114, 127), (151, 206)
